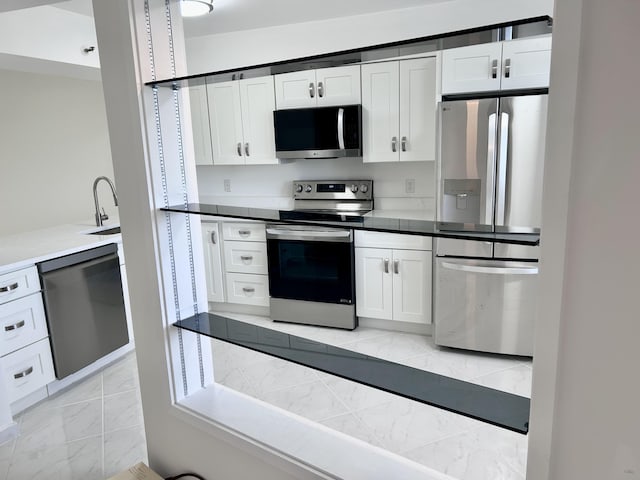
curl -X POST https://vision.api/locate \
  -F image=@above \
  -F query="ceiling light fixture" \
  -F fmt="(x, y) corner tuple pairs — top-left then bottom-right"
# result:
(180, 0), (214, 17)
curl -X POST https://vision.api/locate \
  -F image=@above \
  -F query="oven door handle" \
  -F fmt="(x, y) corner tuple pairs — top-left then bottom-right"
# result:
(266, 228), (352, 243)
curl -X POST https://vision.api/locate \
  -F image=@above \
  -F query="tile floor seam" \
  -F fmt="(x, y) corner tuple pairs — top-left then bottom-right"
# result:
(349, 403), (397, 449)
(103, 387), (139, 398)
(467, 363), (532, 383)
(316, 376), (358, 417)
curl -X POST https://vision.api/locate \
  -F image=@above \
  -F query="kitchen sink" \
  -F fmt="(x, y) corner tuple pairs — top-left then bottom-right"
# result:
(86, 226), (121, 235)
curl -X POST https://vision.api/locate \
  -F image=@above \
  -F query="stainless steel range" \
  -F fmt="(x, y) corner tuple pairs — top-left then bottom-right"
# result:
(266, 180), (373, 330)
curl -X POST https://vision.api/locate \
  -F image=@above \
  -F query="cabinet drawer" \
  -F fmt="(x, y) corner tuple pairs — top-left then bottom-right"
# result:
(225, 273), (270, 306)
(223, 222), (266, 242)
(355, 230), (432, 250)
(1, 293), (48, 356)
(223, 241), (268, 275)
(0, 266), (40, 304)
(2, 337), (55, 404)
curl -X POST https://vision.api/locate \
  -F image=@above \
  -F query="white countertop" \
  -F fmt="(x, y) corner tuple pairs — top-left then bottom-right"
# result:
(364, 208), (435, 221)
(0, 218), (122, 275)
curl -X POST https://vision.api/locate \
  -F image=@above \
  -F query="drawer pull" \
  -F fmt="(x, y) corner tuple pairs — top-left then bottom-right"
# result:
(238, 230), (251, 238)
(242, 287), (255, 294)
(4, 320), (26, 332)
(0, 282), (19, 293)
(13, 366), (34, 379)
(240, 255), (253, 262)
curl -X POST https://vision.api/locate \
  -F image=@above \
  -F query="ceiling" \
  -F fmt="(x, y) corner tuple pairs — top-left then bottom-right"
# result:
(47, 0), (448, 37)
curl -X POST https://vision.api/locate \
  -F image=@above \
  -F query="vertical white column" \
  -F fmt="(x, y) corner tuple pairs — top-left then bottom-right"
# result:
(528, 0), (640, 478)
(93, 0), (211, 406)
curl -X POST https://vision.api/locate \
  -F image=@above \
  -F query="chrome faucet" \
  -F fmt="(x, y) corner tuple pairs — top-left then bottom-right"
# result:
(93, 176), (119, 226)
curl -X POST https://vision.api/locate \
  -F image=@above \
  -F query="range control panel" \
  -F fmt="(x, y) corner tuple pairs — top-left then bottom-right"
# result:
(293, 180), (373, 201)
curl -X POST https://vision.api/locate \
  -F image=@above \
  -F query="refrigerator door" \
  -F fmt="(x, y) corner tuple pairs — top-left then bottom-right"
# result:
(494, 95), (548, 259)
(434, 257), (538, 356)
(437, 98), (498, 257)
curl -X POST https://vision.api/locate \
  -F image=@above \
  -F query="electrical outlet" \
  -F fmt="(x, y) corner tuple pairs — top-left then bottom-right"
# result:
(223, 179), (231, 192)
(405, 178), (415, 194)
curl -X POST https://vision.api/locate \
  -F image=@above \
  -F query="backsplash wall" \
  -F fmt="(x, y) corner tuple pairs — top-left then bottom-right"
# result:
(196, 159), (435, 211)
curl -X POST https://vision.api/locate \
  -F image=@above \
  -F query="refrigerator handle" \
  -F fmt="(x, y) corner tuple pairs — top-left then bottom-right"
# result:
(485, 113), (498, 225)
(441, 262), (538, 275)
(495, 111), (510, 226)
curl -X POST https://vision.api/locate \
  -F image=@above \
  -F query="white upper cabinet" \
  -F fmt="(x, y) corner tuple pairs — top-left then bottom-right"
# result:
(188, 84), (214, 166)
(275, 65), (361, 109)
(362, 56), (438, 163)
(442, 36), (552, 94)
(207, 76), (277, 165)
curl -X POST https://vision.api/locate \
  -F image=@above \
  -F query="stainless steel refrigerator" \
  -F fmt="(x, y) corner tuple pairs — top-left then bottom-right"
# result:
(434, 95), (547, 356)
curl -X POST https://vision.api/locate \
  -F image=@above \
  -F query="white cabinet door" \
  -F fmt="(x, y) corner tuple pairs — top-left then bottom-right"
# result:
(274, 70), (317, 109)
(207, 80), (245, 165)
(201, 222), (225, 303)
(355, 248), (393, 320)
(315, 65), (361, 106)
(361, 61), (400, 163)
(441, 43), (503, 94)
(500, 36), (552, 90)
(392, 249), (431, 324)
(239, 76), (277, 165)
(188, 84), (214, 165)
(223, 241), (268, 275)
(399, 57), (437, 162)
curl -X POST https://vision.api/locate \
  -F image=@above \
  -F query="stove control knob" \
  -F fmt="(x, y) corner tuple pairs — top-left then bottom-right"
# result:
(305, 184), (313, 193)
(350, 184), (359, 193)
(295, 184), (303, 193)
(360, 184), (369, 194)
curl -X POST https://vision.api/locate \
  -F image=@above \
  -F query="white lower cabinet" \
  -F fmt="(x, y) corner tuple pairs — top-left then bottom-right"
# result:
(223, 241), (268, 275)
(225, 273), (269, 307)
(0, 293), (48, 357)
(1, 337), (55, 404)
(202, 222), (225, 303)
(355, 233), (432, 325)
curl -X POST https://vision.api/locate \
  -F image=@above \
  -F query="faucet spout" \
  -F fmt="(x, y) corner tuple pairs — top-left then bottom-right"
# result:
(93, 176), (119, 226)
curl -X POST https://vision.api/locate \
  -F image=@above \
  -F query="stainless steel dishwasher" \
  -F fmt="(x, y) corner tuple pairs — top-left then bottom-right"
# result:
(38, 243), (129, 379)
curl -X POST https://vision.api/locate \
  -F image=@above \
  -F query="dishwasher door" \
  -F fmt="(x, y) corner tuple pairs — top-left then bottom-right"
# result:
(39, 243), (129, 379)
(434, 257), (538, 356)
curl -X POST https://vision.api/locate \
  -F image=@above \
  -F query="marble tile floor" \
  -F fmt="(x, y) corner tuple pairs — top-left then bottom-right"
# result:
(211, 311), (533, 480)
(0, 352), (147, 480)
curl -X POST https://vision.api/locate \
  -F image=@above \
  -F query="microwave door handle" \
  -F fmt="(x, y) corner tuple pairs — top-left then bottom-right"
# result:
(337, 108), (345, 150)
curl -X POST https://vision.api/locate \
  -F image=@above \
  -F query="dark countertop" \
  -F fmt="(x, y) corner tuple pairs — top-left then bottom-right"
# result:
(161, 203), (540, 246)
(175, 313), (530, 434)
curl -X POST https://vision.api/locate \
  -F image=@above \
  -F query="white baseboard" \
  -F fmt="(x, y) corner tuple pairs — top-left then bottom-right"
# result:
(0, 421), (18, 445)
(358, 317), (432, 335)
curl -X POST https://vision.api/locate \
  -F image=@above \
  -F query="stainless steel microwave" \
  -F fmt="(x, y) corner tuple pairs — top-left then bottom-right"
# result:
(273, 105), (362, 159)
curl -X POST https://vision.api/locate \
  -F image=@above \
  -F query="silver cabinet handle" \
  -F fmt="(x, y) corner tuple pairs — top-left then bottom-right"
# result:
(318, 81), (324, 98)
(394, 259), (400, 274)
(391, 137), (397, 152)
(210, 231), (217, 244)
(240, 255), (253, 261)
(384, 258), (390, 274)
(4, 320), (25, 332)
(491, 59), (498, 79)
(504, 58), (511, 78)
(238, 230), (251, 238)
(242, 287), (255, 294)
(0, 282), (19, 293)
(244, 142), (250, 156)
(237, 142), (242, 156)
(309, 82), (315, 98)
(401, 136), (407, 152)
(13, 366), (33, 379)
(484, 112), (498, 225)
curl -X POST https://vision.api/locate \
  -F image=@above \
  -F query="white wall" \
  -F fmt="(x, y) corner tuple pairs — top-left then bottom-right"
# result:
(528, 0), (640, 479)
(196, 160), (435, 210)
(0, 69), (114, 235)
(186, 0), (553, 74)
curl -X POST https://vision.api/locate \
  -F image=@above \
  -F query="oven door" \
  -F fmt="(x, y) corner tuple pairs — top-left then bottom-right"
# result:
(266, 225), (354, 305)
